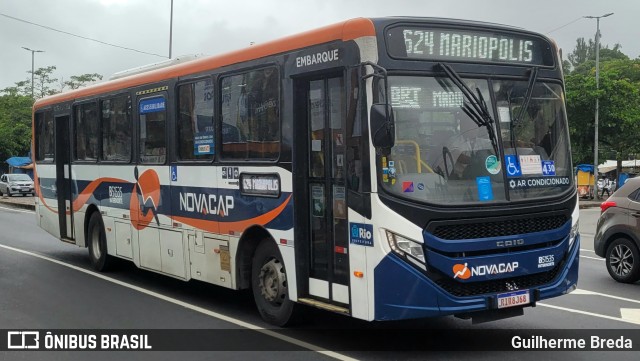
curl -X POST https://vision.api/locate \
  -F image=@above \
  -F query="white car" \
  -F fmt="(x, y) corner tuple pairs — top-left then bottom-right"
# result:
(0, 173), (35, 196)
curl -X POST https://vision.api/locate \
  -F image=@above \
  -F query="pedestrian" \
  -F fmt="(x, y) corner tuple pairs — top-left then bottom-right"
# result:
(600, 178), (611, 198)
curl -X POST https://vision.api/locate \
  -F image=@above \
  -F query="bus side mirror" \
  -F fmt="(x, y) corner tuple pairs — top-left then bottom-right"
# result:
(370, 103), (395, 150)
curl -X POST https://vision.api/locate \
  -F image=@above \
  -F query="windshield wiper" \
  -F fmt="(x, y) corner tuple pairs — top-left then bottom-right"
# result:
(437, 63), (499, 157)
(509, 67), (539, 168)
(514, 67), (539, 126)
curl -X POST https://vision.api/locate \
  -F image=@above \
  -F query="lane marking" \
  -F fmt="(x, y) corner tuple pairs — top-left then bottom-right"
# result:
(537, 303), (640, 326)
(580, 248), (596, 253)
(580, 255), (604, 261)
(620, 308), (640, 323)
(572, 288), (640, 305)
(0, 205), (35, 214)
(0, 244), (356, 361)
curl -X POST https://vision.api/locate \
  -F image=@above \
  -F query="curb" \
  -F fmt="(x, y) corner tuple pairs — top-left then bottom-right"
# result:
(0, 199), (36, 211)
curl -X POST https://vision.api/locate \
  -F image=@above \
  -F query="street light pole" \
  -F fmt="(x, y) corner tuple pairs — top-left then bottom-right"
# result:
(584, 12), (613, 199)
(169, 0), (174, 59)
(22, 47), (44, 99)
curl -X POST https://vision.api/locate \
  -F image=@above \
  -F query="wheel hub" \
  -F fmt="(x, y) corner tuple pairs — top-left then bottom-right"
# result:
(610, 244), (634, 277)
(258, 258), (287, 305)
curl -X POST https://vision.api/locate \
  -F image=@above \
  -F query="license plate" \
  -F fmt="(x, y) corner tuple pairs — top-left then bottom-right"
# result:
(497, 290), (530, 309)
(22, 187), (30, 191)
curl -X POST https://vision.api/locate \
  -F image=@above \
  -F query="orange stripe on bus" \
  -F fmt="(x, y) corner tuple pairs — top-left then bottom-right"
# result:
(172, 194), (292, 234)
(36, 176), (129, 215)
(33, 18), (375, 109)
(71, 177), (129, 212)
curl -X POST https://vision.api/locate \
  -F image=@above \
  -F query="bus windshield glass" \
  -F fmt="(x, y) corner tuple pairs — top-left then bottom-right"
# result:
(381, 76), (572, 204)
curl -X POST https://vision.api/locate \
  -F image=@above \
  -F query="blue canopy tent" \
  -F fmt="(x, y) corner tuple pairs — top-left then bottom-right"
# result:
(575, 164), (594, 173)
(5, 157), (33, 179)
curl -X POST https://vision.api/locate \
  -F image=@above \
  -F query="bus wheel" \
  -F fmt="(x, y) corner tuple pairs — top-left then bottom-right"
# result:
(251, 240), (296, 326)
(87, 212), (113, 272)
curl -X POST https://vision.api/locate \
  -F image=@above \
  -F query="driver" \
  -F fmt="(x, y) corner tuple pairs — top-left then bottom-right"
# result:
(448, 111), (492, 178)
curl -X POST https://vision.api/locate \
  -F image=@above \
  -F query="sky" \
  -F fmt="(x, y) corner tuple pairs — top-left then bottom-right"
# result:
(1, 0), (638, 91)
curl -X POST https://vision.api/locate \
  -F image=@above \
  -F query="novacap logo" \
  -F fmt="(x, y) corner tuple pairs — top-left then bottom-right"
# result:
(452, 263), (471, 280)
(452, 261), (519, 280)
(129, 168), (161, 230)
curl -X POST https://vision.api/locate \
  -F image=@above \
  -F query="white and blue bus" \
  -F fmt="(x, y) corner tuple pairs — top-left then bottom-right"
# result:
(32, 17), (579, 326)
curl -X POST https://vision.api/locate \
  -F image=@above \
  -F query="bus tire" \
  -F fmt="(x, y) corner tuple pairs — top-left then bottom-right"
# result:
(87, 212), (113, 272)
(251, 240), (297, 326)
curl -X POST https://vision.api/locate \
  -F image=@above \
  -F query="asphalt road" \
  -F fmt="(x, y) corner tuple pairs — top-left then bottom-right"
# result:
(0, 204), (638, 360)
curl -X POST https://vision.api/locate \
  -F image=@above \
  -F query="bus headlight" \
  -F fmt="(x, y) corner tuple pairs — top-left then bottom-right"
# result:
(569, 220), (579, 248)
(385, 230), (426, 267)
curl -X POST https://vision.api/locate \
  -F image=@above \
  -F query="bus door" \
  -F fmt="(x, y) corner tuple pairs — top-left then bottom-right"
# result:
(54, 114), (75, 241)
(135, 91), (188, 279)
(304, 76), (350, 306)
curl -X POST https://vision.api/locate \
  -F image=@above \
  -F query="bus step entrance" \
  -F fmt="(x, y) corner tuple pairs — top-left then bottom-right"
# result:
(297, 298), (350, 315)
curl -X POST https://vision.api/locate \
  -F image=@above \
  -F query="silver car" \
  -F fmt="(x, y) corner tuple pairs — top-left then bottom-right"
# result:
(0, 173), (35, 197)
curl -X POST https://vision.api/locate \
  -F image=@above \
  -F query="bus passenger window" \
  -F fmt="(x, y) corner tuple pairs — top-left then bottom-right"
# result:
(35, 110), (54, 162)
(101, 95), (131, 162)
(177, 79), (214, 161)
(220, 67), (280, 160)
(74, 102), (99, 161)
(139, 96), (166, 164)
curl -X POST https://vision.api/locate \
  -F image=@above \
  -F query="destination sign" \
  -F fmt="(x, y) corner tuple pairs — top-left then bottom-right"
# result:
(240, 173), (281, 197)
(387, 27), (554, 66)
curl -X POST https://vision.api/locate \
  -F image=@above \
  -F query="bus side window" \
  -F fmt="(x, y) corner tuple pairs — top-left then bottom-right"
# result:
(101, 95), (132, 162)
(220, 67), (280, 160)
(346, 69), (371, 218)
(74, 102), (99, 162)
(35, 110), (55, 162)
(139, 95), (167, 164)
(177, 79), (214, 161)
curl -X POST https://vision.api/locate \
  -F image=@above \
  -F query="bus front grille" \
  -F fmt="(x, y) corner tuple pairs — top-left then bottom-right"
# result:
(430, 215), (568, 240)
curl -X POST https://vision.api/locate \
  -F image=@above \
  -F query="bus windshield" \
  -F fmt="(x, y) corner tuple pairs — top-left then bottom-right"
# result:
(381, 75), (572, 204)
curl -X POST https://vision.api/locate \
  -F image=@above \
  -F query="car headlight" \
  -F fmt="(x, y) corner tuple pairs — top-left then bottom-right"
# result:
(569, 220), (579, 248)
(385, 230), (426, 269)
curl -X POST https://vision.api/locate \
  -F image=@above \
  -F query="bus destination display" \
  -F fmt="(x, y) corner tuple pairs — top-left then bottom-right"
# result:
(387, 27), (553, 66)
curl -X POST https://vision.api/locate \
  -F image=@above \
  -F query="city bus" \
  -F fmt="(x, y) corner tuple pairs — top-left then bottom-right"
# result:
(32, 17), (579, 326)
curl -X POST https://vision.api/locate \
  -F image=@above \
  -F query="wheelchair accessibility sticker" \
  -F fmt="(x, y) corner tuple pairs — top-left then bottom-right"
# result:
(505, 155), (522, 177)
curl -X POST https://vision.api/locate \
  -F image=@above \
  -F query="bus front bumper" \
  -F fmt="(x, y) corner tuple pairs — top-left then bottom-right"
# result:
(372, 235), (579, 321)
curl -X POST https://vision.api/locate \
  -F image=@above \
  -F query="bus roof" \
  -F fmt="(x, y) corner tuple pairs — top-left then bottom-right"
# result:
(33, 16), (553, 111)
(33, 17), (376, 110)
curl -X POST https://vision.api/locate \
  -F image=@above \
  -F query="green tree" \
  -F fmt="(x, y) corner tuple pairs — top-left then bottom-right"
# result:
(0, 93), (33, 163)
(564, 37), (640, 187)
(31, 65), (59, 98)
(567, 37), (594, 68)
(565, 67), (640, 169)
(64, 73), (103, 90)
(565, 37), (628, 75)
(0, 66), (103, 168)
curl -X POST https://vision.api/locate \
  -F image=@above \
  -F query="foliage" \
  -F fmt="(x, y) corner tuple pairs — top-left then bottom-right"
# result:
(64, 73), (103, 90)
(566, 37), (628, 75)
(564, 37), (640, 170)
(0, 93), (33, 162)
(0, 66), (103, 164)
(32, 65), (59, 98)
